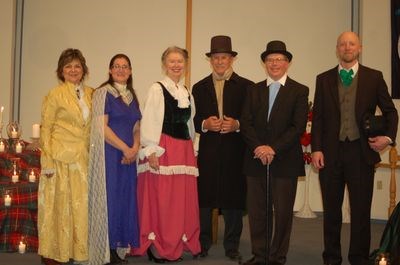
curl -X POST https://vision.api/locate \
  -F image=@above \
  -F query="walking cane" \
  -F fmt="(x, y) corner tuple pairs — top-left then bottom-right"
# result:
(265, 163), (271, 265)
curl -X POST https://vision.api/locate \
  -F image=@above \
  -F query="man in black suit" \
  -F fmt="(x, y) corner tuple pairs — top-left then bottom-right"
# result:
(192, 35), (253, 260)
(311, 31), (398, 265)
(240, 40), (309, 265)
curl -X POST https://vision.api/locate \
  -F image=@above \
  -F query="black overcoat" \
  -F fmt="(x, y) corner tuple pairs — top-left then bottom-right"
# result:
(192, 72), (254, 209)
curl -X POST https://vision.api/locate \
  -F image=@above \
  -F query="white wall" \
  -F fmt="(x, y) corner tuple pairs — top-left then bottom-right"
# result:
(0, 0), (14, 128)
(20, 0), (186, 134)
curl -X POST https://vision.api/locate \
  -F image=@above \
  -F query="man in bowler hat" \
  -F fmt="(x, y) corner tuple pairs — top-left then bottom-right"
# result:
(192, 35), (254, 260)
(240, 40), (309, 265)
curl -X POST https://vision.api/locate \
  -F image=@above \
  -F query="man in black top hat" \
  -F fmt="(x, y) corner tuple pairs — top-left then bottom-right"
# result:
(192, 35), (254, 260)
(240, 40), (309, 265)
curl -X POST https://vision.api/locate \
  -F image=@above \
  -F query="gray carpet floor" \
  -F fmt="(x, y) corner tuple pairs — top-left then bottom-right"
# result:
(0, 214), (385, 265)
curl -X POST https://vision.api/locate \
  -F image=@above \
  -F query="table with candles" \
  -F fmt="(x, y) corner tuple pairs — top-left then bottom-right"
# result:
(0, 143), (40, 253)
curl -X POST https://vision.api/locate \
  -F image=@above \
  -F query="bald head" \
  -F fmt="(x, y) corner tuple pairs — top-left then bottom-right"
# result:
(336, 31), (362, 68)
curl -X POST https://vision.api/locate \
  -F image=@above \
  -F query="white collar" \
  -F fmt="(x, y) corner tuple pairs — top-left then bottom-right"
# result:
(266, 74), (287, 87)
(338, 62), (359, 76)
(161, 76), (190, 108)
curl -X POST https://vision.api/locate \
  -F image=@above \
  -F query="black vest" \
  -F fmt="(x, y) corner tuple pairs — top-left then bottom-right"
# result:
(158, 82), (191, 140)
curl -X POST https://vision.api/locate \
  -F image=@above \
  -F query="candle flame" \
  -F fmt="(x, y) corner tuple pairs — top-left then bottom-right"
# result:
(0, 106), (3, 112)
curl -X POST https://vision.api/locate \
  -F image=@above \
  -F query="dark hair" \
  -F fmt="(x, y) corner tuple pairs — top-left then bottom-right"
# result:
(56, 48), (88, 82)
(99, 53), (139, 106)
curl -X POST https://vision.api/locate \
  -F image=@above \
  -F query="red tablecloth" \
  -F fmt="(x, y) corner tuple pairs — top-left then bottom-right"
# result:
(0, 147), (40, 252)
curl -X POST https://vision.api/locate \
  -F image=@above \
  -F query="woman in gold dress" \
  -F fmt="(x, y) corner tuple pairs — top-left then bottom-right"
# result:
(38, 48), (93, 265)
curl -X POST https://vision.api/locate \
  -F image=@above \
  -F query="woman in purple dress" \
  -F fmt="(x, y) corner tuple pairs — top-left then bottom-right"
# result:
(88, 54), (141, 265)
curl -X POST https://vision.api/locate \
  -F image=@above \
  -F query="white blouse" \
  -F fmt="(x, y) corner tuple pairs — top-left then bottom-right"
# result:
(138, 76), (196, 160)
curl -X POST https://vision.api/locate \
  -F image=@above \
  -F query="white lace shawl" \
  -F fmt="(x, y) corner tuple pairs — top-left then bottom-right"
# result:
(87, 86), (110, 265)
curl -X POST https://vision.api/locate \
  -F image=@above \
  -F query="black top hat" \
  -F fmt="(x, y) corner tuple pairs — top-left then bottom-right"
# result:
(206, 35), (238, 57)
(260, 40), (292, 62)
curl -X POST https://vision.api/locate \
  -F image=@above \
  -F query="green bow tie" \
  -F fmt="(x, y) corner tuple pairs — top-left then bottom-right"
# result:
(339, 69), (354, 87)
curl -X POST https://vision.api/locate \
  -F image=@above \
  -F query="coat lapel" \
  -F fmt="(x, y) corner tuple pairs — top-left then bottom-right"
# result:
(355, 64), (366, 122)
(260, 80), (270, 123)
(205, 75), (220, 117)
(327, 66), (340, 112)
(65, 82), (85, 126)
(268, 80), (289, 122)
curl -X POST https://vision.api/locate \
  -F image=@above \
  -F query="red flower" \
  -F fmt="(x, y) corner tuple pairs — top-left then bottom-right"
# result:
(301, 102), (313, 164)
(300, 132), (311, 146)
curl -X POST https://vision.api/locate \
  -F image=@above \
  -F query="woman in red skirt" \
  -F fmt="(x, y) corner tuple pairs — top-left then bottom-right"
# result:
(133, 46), (200, 262)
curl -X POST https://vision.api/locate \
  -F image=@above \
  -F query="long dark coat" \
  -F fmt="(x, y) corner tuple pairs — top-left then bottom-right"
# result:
(192, 72), (253, 209)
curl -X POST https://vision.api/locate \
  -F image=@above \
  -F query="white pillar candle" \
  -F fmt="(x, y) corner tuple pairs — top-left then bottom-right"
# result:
(4, 194), (11, 206)
(15, 142), (22, 153)
(29, 170), (36, 182)
(0, 142), (4, 152)
(18, 241), (26, 254)
(0, 106), (4, 125)
(32, 124), (40, 138)
(12, 169), (19, 183)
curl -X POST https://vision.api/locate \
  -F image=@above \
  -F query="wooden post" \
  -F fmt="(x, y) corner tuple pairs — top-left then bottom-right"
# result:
(388, 146), (398, 216)
(185, 0), (192, 89)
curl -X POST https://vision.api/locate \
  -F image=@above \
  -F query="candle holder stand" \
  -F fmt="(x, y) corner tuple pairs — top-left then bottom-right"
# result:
(26, 137), (40, 151)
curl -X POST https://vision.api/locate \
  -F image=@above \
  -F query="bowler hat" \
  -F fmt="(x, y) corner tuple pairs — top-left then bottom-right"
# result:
(206, 35), (238, 57)
(260, 40), (292, 62)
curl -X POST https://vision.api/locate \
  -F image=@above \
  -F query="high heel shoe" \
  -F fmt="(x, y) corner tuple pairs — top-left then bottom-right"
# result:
(110, 249), (128, 264)
(147, 249), (166, 263)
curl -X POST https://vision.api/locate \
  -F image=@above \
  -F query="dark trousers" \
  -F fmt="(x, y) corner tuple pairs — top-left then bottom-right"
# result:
(199, 207), (243, 252)
(320, 140), (374, 265)
(246, 175), (298, 264)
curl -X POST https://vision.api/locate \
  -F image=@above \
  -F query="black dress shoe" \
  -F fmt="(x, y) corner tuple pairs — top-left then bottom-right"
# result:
(242, 256), (266, 265)
(147, 249), (166, 263)
(269, 262), (283, 265)
(225, 249), (242, 260)
(110, 249), (128, 264)
(199, 248), (209, 258)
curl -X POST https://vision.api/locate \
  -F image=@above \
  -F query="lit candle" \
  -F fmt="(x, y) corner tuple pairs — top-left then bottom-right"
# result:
(4, 194), (11, 206)
(18, 241), (26, 254)
(29, 170), (36, 182)
(379, 257), (387, 265)
(12, 169), (19, 183)
(11, 128), (18, 138)
(0, 106), (3, 125)
(0, 141), (4, 152)
(32, 124), (40, 138)
(15, 142), (22, 153)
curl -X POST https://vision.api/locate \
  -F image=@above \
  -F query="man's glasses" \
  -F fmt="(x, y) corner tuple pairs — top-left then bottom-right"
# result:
(265, 57), (288, 64)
